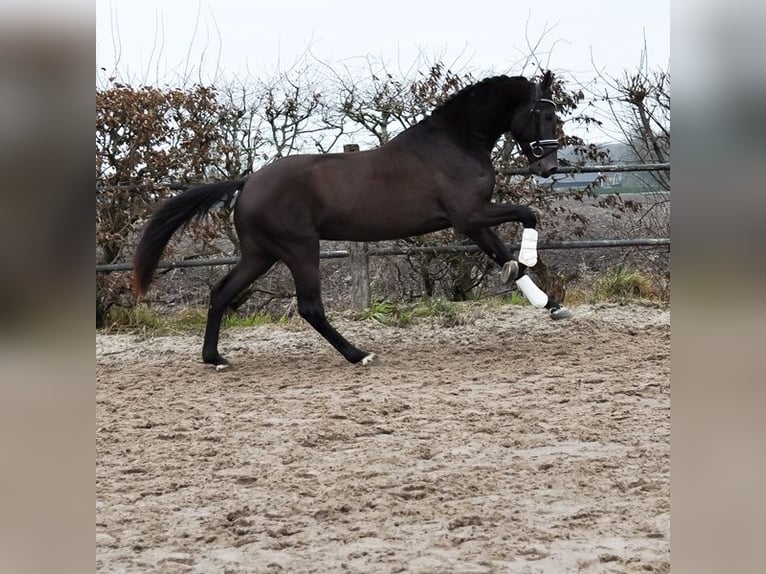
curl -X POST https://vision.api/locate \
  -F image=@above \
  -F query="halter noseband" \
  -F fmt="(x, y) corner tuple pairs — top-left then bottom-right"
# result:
(521, 82), (559, 160)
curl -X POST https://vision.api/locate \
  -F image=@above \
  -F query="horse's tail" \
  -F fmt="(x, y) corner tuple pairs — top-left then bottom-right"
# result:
(132, 179), (247, 297)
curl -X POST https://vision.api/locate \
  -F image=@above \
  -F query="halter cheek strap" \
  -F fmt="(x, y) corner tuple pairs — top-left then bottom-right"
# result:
(521, 83), (559, 159)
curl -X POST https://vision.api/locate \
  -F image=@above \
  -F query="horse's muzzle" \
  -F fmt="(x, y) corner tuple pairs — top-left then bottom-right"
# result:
(528, 156), (558, 178)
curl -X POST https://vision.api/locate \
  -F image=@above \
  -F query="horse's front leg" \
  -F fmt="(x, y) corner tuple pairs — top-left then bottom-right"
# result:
(464, 226), (572, 321)
(465, 203), (538, 229)
(464, 203), (541, 268)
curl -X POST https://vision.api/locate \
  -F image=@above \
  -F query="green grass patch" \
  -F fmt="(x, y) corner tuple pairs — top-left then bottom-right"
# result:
(358, 300), (413, 327)
(560, 285), (591, 306)
(482, 291), (529, 309)
(223, 311), (279, 328)
(103, 304), (172, 333)
(506, 291), (528, 306)
(357, 297), (465, 328)
(593, 266), (657, 302)
(410, 297), (465, 327)
(101, 268), (666, 337)
(102, 304), (278, 334)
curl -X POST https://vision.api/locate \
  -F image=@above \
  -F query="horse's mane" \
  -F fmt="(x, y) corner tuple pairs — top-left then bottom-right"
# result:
(429, 75), (530, 120)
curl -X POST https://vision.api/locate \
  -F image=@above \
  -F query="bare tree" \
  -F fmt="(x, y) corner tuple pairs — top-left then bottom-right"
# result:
(244, 62), (344, 160)
(96, 82), (253, 322)
(571, 45), (671, 288)
(330, 58), (469, 146)
(592, 45), (670, 191)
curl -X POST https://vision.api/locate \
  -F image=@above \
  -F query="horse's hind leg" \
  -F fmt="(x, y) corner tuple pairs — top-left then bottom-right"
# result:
(202, 253), (276, 367)
(283, 242), (374, 365)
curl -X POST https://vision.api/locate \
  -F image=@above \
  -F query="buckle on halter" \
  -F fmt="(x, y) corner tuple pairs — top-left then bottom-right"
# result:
(528, 139), (559, 159)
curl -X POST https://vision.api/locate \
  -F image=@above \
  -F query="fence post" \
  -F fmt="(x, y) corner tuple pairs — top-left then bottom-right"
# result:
(343, 144), (371, 311)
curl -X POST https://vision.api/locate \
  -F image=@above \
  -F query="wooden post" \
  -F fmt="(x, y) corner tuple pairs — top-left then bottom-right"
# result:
(343, 144), (371, 310)
(349, 243), (371, 311)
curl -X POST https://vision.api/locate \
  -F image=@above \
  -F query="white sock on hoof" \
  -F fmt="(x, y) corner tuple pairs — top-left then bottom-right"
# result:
(361, 353), (377, 366)
(519, 228), (538, 267)
(516, 274), (549, 308)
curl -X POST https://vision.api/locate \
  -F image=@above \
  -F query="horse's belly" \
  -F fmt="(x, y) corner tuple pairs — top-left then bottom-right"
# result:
(319, 209), (450, 242)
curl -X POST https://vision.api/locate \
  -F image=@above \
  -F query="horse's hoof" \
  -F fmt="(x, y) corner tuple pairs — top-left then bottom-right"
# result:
(501, 260), (519, 283)
(360, 353), (379, 366)
(550, 306), (573, 321)
(204, 355), (230, 370)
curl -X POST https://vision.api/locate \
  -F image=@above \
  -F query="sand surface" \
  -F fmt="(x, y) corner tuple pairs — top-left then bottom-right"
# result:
(97, 303), (670, 573)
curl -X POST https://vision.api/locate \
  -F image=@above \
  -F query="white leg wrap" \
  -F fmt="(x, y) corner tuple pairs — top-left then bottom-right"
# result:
(516, 274), (549, 308)
(519, 228), (538, 267)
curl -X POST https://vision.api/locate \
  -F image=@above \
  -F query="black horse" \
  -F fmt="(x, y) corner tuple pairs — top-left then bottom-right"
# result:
(133, 71), (571, 368)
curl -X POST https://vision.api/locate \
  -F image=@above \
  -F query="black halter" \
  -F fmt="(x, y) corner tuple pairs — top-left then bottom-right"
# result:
(519, 82), (559, 160)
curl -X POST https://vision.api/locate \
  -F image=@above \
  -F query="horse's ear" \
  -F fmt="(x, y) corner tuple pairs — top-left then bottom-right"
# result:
(542, 70), (554, 90)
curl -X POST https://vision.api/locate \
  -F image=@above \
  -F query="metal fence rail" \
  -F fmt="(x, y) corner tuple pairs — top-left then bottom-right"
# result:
(498, 163), (670, 176)
(95, 238), (670, 273)
(95, 163), (671, 193)
(97, 160), (670, 310)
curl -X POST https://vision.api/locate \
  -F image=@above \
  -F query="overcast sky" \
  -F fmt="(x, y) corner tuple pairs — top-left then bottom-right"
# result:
(96, 0), (669, 143)
(97, 0), (668, 81)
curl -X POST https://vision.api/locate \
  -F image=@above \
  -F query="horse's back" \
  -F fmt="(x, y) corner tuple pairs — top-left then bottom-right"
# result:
(233, 130), (493, 243)
(233, 148), (447, 241)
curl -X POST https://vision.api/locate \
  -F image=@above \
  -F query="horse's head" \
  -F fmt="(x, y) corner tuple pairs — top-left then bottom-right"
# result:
(510, 71), (559, 178)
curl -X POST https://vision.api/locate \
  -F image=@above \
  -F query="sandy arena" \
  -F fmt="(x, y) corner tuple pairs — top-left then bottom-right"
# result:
(96, 302), (670, 573)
